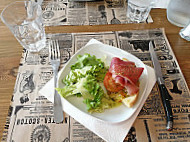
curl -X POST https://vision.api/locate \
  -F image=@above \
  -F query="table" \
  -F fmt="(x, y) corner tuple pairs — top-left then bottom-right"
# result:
(0, 1), (190, 140)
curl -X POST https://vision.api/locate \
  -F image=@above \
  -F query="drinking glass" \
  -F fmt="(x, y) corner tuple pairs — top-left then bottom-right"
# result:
(167, 0), (190, 27)
(127, 0), (155, 23)
(1, 1), (46, 52)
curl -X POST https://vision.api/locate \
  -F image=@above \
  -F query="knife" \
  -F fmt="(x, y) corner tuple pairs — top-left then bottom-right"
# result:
(149, 41), (173, 131)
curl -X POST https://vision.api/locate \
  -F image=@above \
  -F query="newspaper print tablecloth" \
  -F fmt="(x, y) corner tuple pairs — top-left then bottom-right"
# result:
(2, 28), (190, 142)
(33, 0), (153, 26)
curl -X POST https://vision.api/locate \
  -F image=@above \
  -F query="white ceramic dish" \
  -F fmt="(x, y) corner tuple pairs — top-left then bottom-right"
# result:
(57, 43), (148, 123)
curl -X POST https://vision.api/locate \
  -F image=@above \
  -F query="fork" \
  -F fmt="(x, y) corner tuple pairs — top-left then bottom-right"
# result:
(49, 40), (64, 123)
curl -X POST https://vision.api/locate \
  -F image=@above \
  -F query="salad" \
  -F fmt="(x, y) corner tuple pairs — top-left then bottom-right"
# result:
(56, 53), (119, 113)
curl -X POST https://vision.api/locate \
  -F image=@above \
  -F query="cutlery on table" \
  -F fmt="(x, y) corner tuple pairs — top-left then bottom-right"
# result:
(49, 40), (64, 123)
(149, 41), (173, 131)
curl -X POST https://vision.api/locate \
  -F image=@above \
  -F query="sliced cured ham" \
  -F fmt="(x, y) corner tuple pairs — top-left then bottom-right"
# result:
(113, 75), (139, 95)
(104, 57), (144, 95)
(124, 80), (139, 95)
(110, 64), (144, 84)
(109, 57), (135, 69)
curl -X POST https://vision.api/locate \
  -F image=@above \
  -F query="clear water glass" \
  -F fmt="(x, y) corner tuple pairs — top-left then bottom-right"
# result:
(1, 1), (46, 52)
(127, 0), (155, 23)
(167, 0), (190, 27)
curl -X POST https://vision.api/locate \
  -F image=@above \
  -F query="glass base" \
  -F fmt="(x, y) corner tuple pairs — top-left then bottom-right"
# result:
(167, 16), (186, 28)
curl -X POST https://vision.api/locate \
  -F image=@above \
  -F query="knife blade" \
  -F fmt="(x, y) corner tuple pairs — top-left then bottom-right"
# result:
(149, 41), (173, 131)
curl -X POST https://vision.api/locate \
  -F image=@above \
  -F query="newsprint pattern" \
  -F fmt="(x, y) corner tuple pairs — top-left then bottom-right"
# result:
(32, 0), (153, 26)
(2, 28), (190, 142)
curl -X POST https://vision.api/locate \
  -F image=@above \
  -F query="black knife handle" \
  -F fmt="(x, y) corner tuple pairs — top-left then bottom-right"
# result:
(158, 84), (173, 131)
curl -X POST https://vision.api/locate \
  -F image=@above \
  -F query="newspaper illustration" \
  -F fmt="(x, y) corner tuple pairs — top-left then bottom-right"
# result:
(2, 28), (190, 142)
(32, 0), (153, 26)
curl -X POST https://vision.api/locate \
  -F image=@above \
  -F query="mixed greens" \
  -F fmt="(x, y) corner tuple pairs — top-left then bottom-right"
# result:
(56, 53), (119, 113)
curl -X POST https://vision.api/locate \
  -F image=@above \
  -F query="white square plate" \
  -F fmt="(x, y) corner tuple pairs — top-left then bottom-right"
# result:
(57, 42), (148, 123)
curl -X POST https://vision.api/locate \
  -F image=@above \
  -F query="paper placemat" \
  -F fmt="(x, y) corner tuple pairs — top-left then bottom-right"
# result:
(32, 0), (153, 26)
(2, 28), (190, 142)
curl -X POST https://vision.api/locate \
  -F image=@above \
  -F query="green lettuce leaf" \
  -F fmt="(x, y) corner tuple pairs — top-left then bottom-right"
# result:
(70, 53), (108, 82)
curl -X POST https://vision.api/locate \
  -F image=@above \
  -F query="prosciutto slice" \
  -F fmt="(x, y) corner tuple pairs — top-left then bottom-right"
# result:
(109, 57), (144, 95)
(109, 57), (135, 68)
(113, 75), (139, 95)
(110, 64), (144, 84)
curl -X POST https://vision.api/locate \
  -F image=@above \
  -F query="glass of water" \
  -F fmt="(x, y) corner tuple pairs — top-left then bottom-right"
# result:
(167, 0), (190, 27)
(1, 1), (46, 52)
(127, 0), (155, 23)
